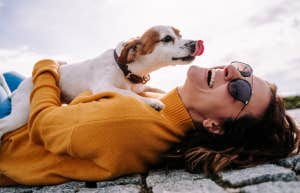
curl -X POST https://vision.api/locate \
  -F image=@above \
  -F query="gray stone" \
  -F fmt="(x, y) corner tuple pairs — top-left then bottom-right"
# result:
(218, 164), (296, 187)
(96, 174), (142, 187)
(240, 181), (300, 193)
(0, 182), (84, 193)
(277, 155), (300, 168)
(147, 169), (205, 185)
(78, 184), (140, 193)
(294, 162), (300, 173)
(147, 170), (226, 193)
(33, 181), (85, 193)
(0, 186), (39, 193)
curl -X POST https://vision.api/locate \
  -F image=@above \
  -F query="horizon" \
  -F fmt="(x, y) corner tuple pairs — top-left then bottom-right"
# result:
(0, 0), (299, 96)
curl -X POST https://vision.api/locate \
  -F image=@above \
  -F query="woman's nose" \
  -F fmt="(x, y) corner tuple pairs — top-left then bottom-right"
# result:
(224, 65), (243, 81)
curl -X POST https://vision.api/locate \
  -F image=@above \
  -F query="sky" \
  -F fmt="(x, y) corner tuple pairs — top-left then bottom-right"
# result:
(0, 0), (299, 96)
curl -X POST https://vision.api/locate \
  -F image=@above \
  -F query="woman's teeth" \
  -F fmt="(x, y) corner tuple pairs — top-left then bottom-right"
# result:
(209, 69), (215, 88)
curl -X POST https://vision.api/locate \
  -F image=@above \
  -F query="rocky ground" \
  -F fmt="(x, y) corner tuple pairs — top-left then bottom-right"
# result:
(1, 154), (300, 193)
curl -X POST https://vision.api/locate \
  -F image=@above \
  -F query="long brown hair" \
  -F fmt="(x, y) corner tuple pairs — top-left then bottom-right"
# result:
(164, 83), (300, 175)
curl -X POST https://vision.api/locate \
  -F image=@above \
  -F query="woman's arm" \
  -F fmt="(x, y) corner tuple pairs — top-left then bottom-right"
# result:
(28, 59), (193, 165)
(27, 59), (69, 153)
(29, 59), (108, 156)
(28, 59), (155, 158)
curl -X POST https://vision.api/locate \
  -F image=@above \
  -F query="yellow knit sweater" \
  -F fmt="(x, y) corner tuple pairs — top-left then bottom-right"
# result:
(0, 59), (194, 186)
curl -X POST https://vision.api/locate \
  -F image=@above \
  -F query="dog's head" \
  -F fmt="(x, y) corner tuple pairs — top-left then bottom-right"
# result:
(115, 25), (201, 74)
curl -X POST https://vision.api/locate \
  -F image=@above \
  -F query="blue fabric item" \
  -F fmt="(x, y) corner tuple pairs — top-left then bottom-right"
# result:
(0, 71), (25, 118)
(0, 88), (11, 118)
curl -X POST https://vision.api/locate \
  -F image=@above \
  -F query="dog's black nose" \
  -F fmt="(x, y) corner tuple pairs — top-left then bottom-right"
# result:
(184, 41), (196, 53)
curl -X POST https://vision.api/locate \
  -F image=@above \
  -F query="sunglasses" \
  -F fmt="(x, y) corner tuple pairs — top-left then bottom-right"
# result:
(227, 61), (253, 120)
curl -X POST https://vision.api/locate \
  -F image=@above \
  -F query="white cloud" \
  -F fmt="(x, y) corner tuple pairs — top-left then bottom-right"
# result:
(0, 47), (39, 76)
(0, 47), (69, 76)
(249, 0), (300, 26)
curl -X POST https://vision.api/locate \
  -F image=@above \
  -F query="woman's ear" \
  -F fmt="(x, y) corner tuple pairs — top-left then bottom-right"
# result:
(203, 119), (224, 135)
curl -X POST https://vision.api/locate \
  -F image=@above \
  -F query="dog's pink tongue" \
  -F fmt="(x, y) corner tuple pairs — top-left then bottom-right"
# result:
(191, 40), (204, 57)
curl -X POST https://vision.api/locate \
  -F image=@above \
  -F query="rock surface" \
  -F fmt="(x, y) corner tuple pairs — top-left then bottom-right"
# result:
(147, 170), (226, 193)
(78, 185), (140, 193)
(218, 164), (296, 187)
(240, 181), (300, 193)
(1, 156), (300, 193)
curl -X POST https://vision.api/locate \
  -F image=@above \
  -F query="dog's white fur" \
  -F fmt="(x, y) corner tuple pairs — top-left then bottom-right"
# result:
(0, 25), (197, 140)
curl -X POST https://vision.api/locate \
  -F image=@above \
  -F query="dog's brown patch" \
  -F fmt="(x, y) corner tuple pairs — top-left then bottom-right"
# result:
(172, 27), (182, 38)
(139, 29), (160, 55)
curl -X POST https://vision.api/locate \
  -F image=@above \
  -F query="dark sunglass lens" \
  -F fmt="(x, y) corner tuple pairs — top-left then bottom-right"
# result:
(228, 79), (252, 104)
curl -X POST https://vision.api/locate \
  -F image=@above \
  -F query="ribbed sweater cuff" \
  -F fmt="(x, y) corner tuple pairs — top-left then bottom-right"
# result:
(161, 88), (195, 132)
(32, 59), (60, 83)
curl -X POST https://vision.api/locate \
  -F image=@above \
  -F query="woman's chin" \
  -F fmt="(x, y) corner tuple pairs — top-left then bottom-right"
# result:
(187, 65), (208, 90)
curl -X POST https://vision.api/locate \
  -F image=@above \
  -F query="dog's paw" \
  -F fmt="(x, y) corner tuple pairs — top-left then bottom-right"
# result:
(145, 98), (165, 111)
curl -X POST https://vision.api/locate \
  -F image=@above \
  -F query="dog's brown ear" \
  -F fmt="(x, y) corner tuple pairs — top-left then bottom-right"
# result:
(118, 39), (142, 64)
(172, 27), (182, 38)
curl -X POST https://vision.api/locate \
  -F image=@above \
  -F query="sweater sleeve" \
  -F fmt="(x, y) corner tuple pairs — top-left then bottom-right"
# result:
(28, 59), (66, 151)
(28, 60), (99, 155)
(29, 59), (114, 155)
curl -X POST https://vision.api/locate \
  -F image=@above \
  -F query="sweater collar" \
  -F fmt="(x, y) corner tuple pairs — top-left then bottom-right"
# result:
(161, 88), (195, 133)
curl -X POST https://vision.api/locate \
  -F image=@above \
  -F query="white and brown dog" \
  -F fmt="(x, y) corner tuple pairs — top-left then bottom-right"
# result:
(0, 25), (204, 140)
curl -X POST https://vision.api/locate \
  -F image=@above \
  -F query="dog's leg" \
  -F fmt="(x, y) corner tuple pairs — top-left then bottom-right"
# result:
(0, 79), (32, 141)
(93, 87), (165, 111)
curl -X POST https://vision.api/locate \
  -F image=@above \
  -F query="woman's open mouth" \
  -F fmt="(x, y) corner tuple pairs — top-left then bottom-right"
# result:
(172, 55), (195, 61)
(207, 69), (215, 88)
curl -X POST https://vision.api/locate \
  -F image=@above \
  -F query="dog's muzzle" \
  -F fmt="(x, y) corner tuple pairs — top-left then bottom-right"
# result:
(186, 40), (204, 56)
(185, 41), (197, 53)
(172, 40), (204, 61)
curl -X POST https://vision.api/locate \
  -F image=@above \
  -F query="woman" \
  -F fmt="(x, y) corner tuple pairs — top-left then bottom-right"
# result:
(0, 59), (298, 186)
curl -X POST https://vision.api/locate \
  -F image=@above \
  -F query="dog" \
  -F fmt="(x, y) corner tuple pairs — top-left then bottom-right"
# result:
(0, 25), (204, 141)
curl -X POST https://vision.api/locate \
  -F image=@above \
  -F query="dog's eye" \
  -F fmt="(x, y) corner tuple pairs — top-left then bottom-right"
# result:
(161, 35), (173, 43)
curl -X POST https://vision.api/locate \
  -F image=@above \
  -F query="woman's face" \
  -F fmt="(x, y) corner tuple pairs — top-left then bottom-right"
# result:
(179, 63), (271, 131)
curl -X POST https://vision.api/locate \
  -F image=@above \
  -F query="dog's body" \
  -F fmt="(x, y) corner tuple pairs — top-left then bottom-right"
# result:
(0, 25), (203, 140)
